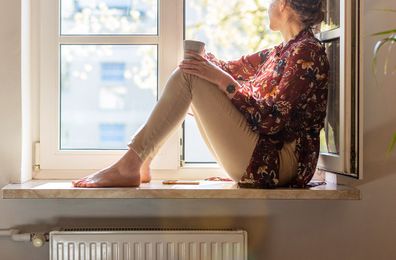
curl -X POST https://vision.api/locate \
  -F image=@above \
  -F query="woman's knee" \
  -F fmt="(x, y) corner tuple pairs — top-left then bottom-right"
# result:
(161, 68), (197, 98)
(169, 68), (218, 99)
(171, 67), (194, 83)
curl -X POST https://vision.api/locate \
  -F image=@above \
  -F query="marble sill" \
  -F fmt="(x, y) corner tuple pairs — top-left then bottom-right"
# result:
(1, 180), (360, 200)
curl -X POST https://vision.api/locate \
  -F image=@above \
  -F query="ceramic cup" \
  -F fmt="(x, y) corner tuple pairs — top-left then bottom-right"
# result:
(183, 40), (205, 60)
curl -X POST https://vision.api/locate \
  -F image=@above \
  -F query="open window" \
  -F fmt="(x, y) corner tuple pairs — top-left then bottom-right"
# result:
(316, 0), (363, 179)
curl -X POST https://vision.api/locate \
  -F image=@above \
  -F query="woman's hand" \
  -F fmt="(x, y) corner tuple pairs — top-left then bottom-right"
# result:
(179, 51), (233, 88)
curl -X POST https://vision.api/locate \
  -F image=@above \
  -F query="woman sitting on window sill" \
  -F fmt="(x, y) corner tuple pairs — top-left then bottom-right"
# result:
(72, 0), (329, 189)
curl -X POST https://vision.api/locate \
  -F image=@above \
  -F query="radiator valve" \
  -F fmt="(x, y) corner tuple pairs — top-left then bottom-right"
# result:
(31, 233), (46, 247)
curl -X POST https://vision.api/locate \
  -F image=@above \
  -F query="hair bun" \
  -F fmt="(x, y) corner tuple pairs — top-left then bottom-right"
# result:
(286, 0), (325, 27)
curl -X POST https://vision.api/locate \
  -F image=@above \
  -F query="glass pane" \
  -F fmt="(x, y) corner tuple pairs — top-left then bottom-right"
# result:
(320, 39), (340, 154)
(184, 116), (217, 163)
(61, 0), (158, 35)
(185, 0), (282, 60)
(321, 0), (340, 32)
(60, 45), (157, 150)
(184, 0), (282, 163)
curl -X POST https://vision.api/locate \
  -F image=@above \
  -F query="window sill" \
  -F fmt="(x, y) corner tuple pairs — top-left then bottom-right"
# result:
(1, 180), (360, 200)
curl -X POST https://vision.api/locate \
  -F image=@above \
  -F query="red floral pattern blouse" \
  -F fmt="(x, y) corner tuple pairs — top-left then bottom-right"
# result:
(206, 28), (329, 188)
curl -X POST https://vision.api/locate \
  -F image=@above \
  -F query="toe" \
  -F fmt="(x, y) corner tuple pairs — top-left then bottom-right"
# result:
(85, 182), (98, 188)
(79, 182), (88, 188)
(74, 182), (83, 188)
(72, 180), (85, 187)
(77, 180), (91, 187)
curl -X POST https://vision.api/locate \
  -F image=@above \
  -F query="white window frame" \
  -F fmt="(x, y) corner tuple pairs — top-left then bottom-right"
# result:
(317, 0), (363, 179)
(39, 0), (184, 171)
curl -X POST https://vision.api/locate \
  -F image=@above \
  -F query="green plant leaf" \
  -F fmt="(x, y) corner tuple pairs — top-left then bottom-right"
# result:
(386, 132), (396, 156)
(372, 29), (396, 36)
(372, 8), (396, 13)
(372, 36), (396, 78)
(384, 37), (396, 75)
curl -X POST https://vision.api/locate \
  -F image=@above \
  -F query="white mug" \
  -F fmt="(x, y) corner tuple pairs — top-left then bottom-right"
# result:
(183, 40), (205, 60)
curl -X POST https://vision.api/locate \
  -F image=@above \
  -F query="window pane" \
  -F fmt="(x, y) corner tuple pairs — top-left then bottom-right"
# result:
(61, 0), (158, 35)
(60, 45), (157, 150)
(320, 39), (340, 154)
(184, 116), (216, 163)
(184, 0), (282, 163)
(321, 0), (340, 32)
(185, 0), (281, 60)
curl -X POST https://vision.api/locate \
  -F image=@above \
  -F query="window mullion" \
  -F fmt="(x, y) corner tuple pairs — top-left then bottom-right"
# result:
(343, 0), (360, 177)
(59, 36), (159, 45)
(316, 28), (342, 42)
(149, 0), (184, 170)
(40, 0), (61, 170)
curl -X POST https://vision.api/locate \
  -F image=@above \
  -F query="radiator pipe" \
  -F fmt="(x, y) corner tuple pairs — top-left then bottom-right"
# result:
(0, 229), (48, 247)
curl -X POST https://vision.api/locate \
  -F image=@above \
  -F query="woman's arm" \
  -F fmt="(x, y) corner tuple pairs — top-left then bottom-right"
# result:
(179, 51), (243, 99)
(231, 45), (329, 135)
(205, 49), (270, 81)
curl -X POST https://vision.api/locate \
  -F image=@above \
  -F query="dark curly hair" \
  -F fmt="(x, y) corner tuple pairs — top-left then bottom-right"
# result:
(285, 0), (325, 28)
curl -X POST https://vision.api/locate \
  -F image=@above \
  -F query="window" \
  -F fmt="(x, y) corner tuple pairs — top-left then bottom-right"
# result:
(40, 0), (183, 170)
(101, 62), (126, 82)
(316, 0), (362, 178)
(59, 45), (157, 151)
(37, 0), (362, 180)
(60, 0), (158, 35)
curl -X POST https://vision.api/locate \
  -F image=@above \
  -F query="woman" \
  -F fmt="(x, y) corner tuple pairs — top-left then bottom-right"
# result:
(73, 0), (329, 189)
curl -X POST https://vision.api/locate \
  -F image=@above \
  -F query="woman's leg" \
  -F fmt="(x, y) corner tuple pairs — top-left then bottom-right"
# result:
(278, 140), (298, 187)
(189, 80), (259, 182)
(73, 68), (259, 187)
(130, 68), (260, 182)
(73, 68), (200, 187)
(126, 69), (195, 162)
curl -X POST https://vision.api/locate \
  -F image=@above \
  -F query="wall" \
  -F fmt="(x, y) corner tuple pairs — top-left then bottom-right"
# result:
(0, 0), (22, 186)
(1, 0), (396, 259)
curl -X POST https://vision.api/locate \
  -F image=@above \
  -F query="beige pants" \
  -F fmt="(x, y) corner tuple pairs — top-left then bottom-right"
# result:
(129, 68), (297, 185)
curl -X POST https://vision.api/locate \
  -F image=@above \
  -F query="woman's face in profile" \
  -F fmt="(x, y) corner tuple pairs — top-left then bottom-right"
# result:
(268, 0), (283, 31)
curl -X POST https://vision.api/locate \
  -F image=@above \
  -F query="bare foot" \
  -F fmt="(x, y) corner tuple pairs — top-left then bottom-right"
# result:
(72, 149), (143, 188)
(140, 158), (152, 183)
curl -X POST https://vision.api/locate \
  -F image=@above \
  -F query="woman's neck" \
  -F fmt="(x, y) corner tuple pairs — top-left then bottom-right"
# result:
(280, 23), (305, 43)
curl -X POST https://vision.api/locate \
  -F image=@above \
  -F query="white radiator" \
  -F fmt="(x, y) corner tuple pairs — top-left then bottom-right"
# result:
(50, 229), (247, 260)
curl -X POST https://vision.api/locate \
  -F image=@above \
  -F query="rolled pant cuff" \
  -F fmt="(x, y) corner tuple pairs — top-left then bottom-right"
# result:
(127, 141), (149, 162)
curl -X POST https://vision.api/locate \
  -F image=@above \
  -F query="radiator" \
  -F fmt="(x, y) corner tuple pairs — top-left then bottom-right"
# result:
(49, 228), (247, 260)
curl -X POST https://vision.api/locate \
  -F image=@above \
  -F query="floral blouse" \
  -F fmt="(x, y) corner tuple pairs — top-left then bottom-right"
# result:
(206, 28), (329, 188)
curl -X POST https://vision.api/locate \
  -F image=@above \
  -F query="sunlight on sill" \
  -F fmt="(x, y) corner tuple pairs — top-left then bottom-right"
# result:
(32, 165), (229, 181)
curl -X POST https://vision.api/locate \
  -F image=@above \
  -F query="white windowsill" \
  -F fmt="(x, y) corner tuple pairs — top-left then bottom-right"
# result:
(1, 179), (360, 200)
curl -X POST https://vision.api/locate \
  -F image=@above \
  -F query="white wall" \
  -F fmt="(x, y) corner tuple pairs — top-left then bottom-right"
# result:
(1, 0), (396, 259)
(0, 0), (22, 186)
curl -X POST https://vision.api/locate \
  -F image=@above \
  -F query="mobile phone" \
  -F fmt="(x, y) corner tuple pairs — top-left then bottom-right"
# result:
(162, 180), (200, 185)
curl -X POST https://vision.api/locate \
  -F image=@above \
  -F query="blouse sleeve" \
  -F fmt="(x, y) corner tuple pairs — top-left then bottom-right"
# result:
(205, 49), (271, 81)
(231, 45), (328, 136)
